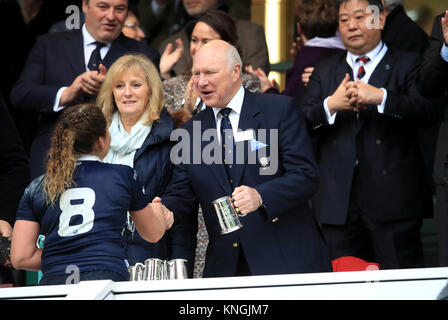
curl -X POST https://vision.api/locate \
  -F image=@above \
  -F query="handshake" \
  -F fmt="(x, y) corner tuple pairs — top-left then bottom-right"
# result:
(327, 73), (385, 115)
(151, 197), (174, 230)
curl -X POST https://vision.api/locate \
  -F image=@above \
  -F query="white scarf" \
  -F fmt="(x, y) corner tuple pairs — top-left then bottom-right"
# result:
(305, 35), (346, 50)
(103, 111), (152, 168)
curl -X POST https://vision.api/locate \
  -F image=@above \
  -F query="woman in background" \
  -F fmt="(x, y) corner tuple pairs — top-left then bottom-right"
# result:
(162, 9), (260, 128)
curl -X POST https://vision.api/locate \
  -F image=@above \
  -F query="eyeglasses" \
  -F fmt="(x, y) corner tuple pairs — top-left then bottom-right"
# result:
(124, 23), (138, 29)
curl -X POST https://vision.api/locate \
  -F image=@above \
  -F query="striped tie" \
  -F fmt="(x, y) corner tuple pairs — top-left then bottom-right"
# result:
(219, 108), (235, 185)
(356, 56), (370, 80)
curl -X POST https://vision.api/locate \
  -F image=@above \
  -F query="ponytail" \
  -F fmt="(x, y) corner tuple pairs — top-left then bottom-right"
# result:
(43, 103), (107, 204)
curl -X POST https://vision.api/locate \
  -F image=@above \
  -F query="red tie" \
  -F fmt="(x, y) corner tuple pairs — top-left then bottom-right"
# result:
(356, 56), (370, 80)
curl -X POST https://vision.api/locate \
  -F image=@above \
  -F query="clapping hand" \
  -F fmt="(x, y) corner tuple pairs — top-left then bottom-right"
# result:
(160, 38), (184, 80)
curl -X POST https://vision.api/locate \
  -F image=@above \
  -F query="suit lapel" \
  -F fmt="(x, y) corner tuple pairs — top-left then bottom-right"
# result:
(102, 34), (129, 68)
(368, 50), (393, 89)
(64, 30), (86, 76)
(233, 91), (262, 187)
(356, 50), (393, 131)
(200, 108), (233, 194)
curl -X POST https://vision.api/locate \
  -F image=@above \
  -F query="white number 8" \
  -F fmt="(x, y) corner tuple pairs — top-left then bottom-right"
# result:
(58, 188), (96, 237)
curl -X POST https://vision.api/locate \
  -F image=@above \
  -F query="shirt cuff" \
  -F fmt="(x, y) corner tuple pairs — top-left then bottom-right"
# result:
(441, 43), (448, 63)
(323, 97), (337, 124)
(53, 87), (67, 112)
(377, 88), (387, 114)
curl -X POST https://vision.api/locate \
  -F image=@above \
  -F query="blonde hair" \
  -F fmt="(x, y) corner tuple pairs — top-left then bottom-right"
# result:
(43, 103), (107, 204)
(97, 54), (165, 125)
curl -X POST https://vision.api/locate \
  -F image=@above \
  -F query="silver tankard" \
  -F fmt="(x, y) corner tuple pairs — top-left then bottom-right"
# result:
(166, 259), (188, 279)
(144, 258), (166, 280)
(212, 196), (246, 234)
(132, 262), (145, 281)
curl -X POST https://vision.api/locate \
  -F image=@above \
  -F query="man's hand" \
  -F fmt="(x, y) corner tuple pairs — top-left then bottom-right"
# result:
(59, 64), (107, 106)
(232, 186), (262, 216)
(327, 73), (355, 114)
(346, 79), (384, 109)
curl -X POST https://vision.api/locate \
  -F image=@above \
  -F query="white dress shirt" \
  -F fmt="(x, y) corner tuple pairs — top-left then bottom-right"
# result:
(210, 86), (245, 143)
(53, 24), (111, 112)
(324, 41), (389, 124)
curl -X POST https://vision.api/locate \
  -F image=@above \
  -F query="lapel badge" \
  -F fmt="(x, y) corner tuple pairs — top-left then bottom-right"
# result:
(259, 156), (270, 168)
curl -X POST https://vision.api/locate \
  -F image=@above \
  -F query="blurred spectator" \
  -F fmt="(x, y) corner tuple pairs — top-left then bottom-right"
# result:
(417, 10), (448, 266)
(158, 0), (270, 77)
(122, 6), (146, 41)
(382, 0), (429, 54)
(0, 93), (29, 286)
(248, 0), (345, 100)
(163, 9), (260, 128)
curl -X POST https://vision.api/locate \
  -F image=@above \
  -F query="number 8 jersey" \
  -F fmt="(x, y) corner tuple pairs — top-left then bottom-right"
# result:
(16, 156), (148, 280)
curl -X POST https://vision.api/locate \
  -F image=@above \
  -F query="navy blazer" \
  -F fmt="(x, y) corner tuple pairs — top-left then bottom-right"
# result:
(123, 109), (175, 264)
(163, 90), (332, 278)
(10, 30), (160, 179)
(302, 48), (438, 225)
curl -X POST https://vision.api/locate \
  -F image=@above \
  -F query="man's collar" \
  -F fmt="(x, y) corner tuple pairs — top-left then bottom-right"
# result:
(82, 24), (112, 46)
(347, 41), (387, 66)
(211, 86), (245, 119)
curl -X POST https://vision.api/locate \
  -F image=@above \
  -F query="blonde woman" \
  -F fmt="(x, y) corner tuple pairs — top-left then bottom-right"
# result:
(11, 103), (173, 285)
(97, 54), (175, 266)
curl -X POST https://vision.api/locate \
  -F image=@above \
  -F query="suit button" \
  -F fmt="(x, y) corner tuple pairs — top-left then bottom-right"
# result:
(382, 169), (388, 175)
(272, 217), (279, 223)
(376, 139), (381, 145)
(233, 242), (238, 248)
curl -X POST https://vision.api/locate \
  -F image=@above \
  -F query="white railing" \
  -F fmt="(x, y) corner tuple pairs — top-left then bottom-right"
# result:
(0, 267), (447, 300)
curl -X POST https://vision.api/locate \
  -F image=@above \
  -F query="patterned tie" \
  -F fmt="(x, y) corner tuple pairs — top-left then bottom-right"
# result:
(219, 108), (235, 185)
(88, 41), (105, 72)
(356, 56), (370, 80)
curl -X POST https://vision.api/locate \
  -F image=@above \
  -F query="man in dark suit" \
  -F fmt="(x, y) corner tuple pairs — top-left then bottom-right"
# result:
(10, 0), (159, 179)
(162, 40), (331, 278)
(417, 10), (448, 266)
(381, 0), (429, 54)
(0, 93), (29, 285)
(301, 0), (438, 269)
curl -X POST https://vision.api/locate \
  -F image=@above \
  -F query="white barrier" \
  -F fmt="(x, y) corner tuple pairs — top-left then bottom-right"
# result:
(0, 267), (447, 300)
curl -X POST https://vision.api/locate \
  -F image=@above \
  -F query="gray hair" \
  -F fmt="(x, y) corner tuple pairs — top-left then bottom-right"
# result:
(226, 45), (243, 76)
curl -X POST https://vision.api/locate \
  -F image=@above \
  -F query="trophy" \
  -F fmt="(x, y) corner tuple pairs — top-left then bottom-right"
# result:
(144, 258), (166, 280)
(212, 196), (246, 234)
(166, 259), (188, 280)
